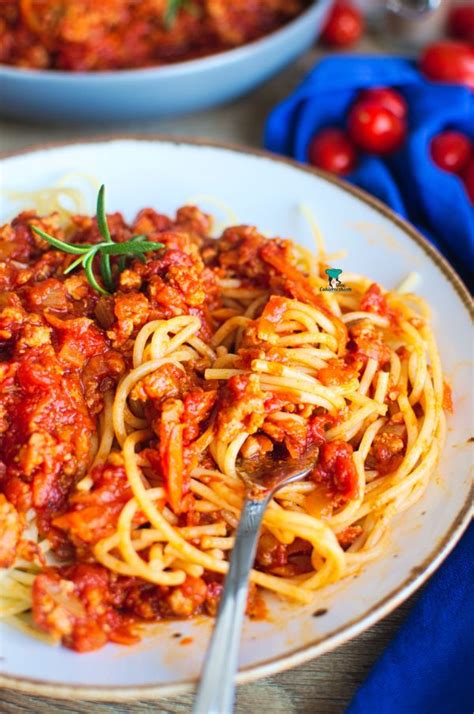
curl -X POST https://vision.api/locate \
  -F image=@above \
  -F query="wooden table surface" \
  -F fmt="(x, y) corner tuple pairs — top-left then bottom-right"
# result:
(1, 37), (420, 714)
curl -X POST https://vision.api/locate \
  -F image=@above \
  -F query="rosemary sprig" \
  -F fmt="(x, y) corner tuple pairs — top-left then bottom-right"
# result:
(97, 185), (114, 292)
(164, 0), (191, 29)
(31, 185), (164, 296)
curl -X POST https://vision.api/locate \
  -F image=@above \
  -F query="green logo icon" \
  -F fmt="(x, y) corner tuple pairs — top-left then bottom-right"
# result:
(325, 268), (343, 288)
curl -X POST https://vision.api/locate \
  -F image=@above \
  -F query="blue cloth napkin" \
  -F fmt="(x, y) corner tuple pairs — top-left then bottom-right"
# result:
(265, 57), (474, 289)
(346, 524), (474, 714)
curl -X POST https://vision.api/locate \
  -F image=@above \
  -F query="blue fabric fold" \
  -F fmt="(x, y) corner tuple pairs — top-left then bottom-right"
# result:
(346, 524), (474, 714)
(265, 57), (474, 289)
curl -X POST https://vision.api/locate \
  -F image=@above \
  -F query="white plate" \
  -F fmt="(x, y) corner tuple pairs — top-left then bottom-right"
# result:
(0, 138), (472, 701)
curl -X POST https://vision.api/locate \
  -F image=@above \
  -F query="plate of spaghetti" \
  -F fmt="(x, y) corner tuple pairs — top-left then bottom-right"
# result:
(0, 0), (331, 122)
(0, 138), (472, 701)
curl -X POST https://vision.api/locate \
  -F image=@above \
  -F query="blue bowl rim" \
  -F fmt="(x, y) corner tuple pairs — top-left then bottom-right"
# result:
(0, 0), (331, 82)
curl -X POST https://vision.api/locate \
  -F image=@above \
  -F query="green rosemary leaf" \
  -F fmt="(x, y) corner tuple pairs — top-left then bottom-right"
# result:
(84, 250), (109, 296)
(97, 185), (114, 290)
(117, 235), (148, 269)
(31, 226), (91, 255)
(31, 187), (166, 295)
(97, 185), (112, 243)
(100, 254), (114, 291)
(100, 240), (164, 256)
(103, 255), (113, 285)
(164, 0), (188, 29)
(63, 255), (85, 275)
(115, 234), (145, 271)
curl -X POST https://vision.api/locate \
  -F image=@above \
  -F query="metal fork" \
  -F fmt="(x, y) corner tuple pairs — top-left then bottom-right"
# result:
(192, 447), (319, 714)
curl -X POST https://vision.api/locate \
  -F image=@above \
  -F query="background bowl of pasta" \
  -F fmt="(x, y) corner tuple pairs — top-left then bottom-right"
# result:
(0, 0), (331, 123)
(0, 137), (471, 700)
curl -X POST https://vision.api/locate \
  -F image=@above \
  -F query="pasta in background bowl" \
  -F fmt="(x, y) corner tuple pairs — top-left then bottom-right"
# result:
(0, 138), (471, 700)
(0, 0), (331, 122)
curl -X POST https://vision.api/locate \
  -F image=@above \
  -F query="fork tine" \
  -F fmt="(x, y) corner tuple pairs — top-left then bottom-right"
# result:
(237, 445), (319, 495)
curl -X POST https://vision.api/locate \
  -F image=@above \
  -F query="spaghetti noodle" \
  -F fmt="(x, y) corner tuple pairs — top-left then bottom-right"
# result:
(0, 197), (450, 651)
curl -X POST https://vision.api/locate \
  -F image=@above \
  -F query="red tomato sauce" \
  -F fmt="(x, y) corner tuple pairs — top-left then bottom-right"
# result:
(0, 0), (309, 71)
(0, 204), (372, 651)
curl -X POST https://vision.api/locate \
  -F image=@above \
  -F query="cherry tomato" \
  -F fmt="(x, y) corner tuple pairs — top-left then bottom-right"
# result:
(357, 87), (407, 119)
(448, 5), (474, 44)
(420, 41), (474, 90)
(430, 131), (472, 173)
(347, 101), (407, 154)
(461, 157), (474, 204)
(320, 1), (363, 48)
(308, 128), (357, 175)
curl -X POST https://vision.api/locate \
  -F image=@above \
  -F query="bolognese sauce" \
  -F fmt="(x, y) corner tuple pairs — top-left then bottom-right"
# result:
(0, 0), (310, 71)
(0, 197), (449, 651)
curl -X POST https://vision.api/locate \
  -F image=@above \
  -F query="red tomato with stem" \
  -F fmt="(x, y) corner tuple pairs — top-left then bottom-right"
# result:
(461, 157), (474, 204)
(320, 1), (363, 48)
(347, 101), (407, 154)
(448, 5), (474, 44)
(420, 41), (474, 90)
(308, 128), (357, 175)
(430, 131), (472, 173)
(357, 87), (407, 119)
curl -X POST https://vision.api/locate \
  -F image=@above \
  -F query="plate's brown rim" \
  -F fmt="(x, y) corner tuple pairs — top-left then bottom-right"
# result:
(0, 135), (472, 702)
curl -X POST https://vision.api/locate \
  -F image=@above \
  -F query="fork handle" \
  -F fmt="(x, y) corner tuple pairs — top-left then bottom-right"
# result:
(192, 495), (269, 714)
